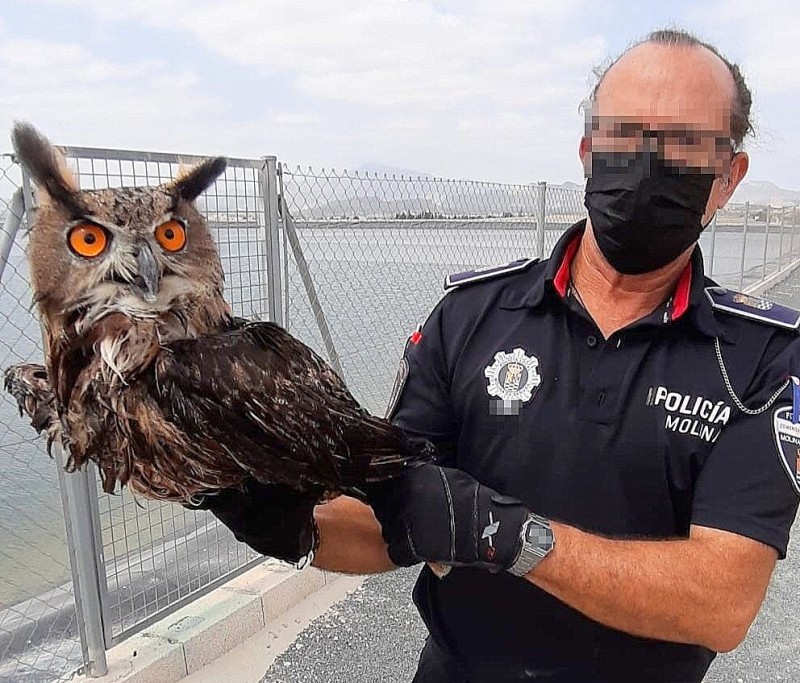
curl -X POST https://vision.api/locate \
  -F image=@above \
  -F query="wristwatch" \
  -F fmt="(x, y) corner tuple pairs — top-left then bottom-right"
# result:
(507, 512), (555, 577)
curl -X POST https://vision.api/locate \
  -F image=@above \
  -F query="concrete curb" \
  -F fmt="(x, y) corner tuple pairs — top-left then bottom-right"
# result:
(744, 257), (800, 297)
(76, 562), (333, 683)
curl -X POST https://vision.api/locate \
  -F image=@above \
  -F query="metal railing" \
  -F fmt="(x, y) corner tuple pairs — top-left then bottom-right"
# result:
(0, 147), (798, 681)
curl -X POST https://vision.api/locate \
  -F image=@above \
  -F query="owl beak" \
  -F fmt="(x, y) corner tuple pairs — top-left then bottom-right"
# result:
(133, 243), (160, 303)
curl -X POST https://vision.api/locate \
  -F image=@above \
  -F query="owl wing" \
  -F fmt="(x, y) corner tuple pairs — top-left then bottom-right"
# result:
(150, 322), (414, 495)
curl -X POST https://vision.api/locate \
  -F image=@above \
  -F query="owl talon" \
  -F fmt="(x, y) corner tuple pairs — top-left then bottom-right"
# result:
(4, 363), (62, 446)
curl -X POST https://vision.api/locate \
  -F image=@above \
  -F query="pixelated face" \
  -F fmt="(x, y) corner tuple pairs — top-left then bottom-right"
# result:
(581, 42), (748, 222)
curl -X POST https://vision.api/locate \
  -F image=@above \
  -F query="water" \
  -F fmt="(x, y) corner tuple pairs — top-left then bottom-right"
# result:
(0, 219), (794, 679)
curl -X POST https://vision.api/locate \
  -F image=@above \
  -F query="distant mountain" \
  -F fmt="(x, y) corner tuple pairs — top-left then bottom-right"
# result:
(287, 165), (798, 220)
(355, 162), (433, 179)
(730, 180), (799, 207)
(549, 180), (799, 207)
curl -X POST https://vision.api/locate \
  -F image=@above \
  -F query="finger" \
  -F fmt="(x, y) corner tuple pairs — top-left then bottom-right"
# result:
(428, 562), (452, 579)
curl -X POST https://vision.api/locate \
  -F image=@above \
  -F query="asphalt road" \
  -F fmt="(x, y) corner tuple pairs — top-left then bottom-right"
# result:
(260, 528), (800, 683)
(261, 271), (800, 683)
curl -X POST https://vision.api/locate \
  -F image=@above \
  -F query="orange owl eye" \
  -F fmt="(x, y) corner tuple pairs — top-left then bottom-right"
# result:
(68, 223), (108, 258)
(155, 219), (187, 252)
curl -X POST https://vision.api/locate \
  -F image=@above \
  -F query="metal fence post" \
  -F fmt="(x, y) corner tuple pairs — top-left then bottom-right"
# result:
(20, 165), (109, 677)
(278, 173), (344, 378)
(260, 156), (284, 327)
(794, 206), (799, 260)
(708, 213), (718, 277)
(0, 187), (24, 283)
(739, 202), (749, 290)
(762, 205), (771, 279)
(55, 453), (110, 677)
(536, 182), (547, 259)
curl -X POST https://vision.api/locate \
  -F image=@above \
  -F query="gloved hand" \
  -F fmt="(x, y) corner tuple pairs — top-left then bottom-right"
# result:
(184, 478), (318, 566)
(369, 464), (529, 573)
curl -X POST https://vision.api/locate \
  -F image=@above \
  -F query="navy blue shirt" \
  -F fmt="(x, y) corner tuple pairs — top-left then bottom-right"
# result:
(391, 222), (800, 682)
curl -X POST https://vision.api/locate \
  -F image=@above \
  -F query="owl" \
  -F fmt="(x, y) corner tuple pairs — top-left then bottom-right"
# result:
(4, 123), (430, 504)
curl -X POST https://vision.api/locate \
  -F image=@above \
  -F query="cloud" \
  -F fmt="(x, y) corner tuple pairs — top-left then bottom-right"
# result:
(272, 112), (323, 127)
(688, 0), (800, 95)
(1, 1), (795, 188)
(0, 30), (223, 155)
(44, 0), (602, 111)
(684, 0), (800, 187)
(24, 0), (605, 182)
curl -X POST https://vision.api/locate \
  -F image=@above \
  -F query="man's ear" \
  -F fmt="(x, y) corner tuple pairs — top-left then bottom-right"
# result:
(719, 152), (749, 206)
(12, 122), (79, 207)
(579, 136), (591, 175)
(171, 157), (227, 202)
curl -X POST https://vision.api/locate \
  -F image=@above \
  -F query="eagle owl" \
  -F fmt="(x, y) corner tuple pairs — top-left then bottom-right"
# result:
(4, 123), (429, 504)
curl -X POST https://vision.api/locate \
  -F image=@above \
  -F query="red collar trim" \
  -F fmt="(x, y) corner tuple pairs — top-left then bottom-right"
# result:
(552, 231), (693, 318)
(670, 261), (693, 320)
(553, 235), (582, 298)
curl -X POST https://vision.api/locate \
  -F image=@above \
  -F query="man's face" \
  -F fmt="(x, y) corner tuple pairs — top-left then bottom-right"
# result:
(581, 42), (748, 224)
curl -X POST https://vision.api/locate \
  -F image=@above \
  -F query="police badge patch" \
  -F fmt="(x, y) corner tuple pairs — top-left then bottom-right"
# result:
(484, 348), (542, 409)
(772, 406), (800, 495)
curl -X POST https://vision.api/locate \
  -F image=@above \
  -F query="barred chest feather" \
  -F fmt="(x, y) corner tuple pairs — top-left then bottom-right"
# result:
(53, 313), (243, 499)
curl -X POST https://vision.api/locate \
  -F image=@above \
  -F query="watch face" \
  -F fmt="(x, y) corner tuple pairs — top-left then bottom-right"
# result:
(525, 521), (552, 547)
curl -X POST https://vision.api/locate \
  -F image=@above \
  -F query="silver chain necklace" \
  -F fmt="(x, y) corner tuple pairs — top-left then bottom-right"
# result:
(714, 336), (789, 416)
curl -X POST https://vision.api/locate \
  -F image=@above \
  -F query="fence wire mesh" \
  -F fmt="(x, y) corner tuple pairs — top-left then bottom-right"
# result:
(0, 150), (266, 681)
(279, 167), (548, 414)
(0, 154), (83, 683)
(542, 183), (587, 255)
(704, 203), (800, 289)
(0, 148), (799, 681)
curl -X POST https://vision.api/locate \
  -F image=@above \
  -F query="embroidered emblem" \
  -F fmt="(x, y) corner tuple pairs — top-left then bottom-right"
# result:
(484, 348), (541, 404)
(733, 293), (774, 311)
(773, 406), (800, 495)
(705, 287), (800, 330)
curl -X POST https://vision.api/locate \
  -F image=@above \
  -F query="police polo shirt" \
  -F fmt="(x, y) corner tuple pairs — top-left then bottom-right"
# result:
(390, 221), (800, 682)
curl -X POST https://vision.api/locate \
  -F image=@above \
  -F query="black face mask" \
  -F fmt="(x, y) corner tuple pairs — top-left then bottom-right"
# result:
(584, 151), (716, 274)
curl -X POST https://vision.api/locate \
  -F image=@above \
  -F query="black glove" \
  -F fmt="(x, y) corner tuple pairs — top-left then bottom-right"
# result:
(184, 478), (318, 565)
(369, 464), (529, 573)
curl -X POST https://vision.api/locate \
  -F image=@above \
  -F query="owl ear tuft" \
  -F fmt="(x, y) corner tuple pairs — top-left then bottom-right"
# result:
(172, 157), (227, 202)
(11, 122), (79, 207)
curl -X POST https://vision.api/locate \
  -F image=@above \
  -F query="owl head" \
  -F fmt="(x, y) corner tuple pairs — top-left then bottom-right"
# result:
(12, 122), (230, 341)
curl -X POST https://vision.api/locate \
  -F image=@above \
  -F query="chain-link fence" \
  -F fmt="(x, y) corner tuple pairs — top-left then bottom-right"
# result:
(0, 150), (269, 681)
(0, 154), (84, 683)
(278, 166), (800, 414)
(278, 169), (557, 413)
(702, 203), (800, 290)
(1, 149), (799, 681)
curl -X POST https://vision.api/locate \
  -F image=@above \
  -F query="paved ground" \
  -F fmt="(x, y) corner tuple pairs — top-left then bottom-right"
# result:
(260, 569), (424, 683)
(261, 270), (800, 683)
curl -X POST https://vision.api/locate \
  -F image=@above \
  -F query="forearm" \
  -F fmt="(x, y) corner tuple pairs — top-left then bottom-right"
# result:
(312, 495), (396, 574)
(527, 522), (772, 652)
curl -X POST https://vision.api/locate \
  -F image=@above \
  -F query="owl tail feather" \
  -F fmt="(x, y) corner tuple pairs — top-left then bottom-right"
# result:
(338, 413), (435, 501)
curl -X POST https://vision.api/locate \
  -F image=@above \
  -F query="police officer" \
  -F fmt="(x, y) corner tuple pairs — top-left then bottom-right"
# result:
(200, 29), (800, 683)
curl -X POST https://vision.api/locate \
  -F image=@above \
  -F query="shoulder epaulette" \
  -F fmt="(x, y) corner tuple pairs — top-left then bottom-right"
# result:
(705, 286), (800, 331)
(444, 258), (538, 291)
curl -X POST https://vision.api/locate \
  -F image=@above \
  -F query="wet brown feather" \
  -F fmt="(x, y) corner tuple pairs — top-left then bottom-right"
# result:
(6, 123), (430, 504)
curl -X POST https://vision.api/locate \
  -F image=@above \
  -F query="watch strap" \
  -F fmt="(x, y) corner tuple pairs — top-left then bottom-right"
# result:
(507, 512), (554, 577)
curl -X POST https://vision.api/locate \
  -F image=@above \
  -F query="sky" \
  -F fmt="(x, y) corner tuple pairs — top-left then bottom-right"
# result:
(0, 0), (797, 188)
